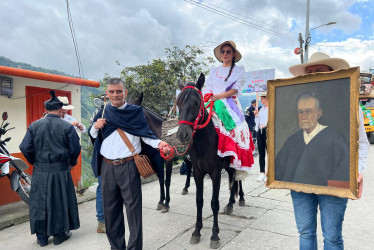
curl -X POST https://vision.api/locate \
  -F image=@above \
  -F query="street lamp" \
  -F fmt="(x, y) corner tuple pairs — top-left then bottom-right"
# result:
(304, 21), (337, 62)
(309, 22), (337, 32)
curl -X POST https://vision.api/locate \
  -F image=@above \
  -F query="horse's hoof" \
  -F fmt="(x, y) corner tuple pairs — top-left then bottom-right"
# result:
(239, 200), (245, 207)
(161, 207), (169, 213)
(157, 203), (166, 210)
(181, 189), (188, 195)
(190, 235), (200, 244)
(223, 205), (233, 214)
(210, 240), (220, 249)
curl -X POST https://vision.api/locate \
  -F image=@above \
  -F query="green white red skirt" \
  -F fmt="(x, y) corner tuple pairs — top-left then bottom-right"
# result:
(206, 97), (255, 174)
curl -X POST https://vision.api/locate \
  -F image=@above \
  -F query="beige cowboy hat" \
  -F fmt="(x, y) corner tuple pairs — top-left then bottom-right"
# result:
(214, 40), (242, 63)
(289, 52), (350, 76)
(260, 91), (267, 97)
(57, 96), (74, 110)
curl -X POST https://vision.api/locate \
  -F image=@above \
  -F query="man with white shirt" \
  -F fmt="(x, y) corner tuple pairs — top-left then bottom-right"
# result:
(275, 92), (350, 186)
(89, 77), (170, 250)
(278, 52), (370, 250)
(57, 96), (87, 133)
(254, 91), (268, 182)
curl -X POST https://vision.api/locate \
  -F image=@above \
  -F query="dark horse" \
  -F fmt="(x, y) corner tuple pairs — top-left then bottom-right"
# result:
(132, 93), (174, 212)
(176, 73), (234, 249)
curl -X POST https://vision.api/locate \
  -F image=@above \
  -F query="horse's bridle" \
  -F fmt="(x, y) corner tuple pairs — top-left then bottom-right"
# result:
(160, 86), (214, 160)
(178, 86), (213, 136)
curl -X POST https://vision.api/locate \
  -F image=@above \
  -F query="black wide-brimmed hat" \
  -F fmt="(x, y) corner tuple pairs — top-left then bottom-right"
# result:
(44, 90), (63, 110)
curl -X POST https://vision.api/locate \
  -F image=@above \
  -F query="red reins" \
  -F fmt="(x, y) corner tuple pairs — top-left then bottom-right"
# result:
(178, 86), (214, 135)
(159, 86), (214, 160)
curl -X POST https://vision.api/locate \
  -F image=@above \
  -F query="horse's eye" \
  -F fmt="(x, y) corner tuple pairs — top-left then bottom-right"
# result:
(194, 101), (199, 106)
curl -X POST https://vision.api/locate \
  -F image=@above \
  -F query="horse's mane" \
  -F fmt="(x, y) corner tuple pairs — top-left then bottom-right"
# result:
(176, 83), (200, 107)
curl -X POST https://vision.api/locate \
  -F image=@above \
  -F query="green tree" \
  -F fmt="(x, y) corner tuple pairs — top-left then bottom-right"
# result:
(121, 59), (175, 115)
(165, 44), (214, 83)
(118, 44), (214, 115)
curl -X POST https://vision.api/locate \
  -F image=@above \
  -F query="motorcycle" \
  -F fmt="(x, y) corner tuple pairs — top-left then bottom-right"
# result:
(0, 112), (32, 205)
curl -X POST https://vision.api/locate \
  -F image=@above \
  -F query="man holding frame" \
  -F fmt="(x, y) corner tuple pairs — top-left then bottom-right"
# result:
(286, 52), (370, 249)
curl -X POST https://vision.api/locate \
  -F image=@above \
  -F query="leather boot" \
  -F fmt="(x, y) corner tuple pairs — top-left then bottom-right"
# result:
(97, 221), (106, 233)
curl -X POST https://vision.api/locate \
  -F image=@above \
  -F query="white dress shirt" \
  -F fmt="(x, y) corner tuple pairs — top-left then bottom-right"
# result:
(63, 114), (87, 133)
(358, 107), (370, 173)
(303, 123), (327, 144)
(90, 103), (161, 160)
(255, 106), (268, 131)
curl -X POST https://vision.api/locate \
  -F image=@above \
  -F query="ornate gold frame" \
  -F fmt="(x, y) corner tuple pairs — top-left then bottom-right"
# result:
(266, 67), (360, 199)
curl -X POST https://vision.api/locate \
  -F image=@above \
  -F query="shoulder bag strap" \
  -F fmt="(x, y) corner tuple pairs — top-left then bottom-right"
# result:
(116, 128), (136, 154)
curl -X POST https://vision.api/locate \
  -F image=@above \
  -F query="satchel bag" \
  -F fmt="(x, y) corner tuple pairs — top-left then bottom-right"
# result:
(116, 129), (156, 178)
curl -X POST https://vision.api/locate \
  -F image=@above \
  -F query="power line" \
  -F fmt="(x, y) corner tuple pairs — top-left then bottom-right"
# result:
(66, 0), (84, 78)
(199, 0), (299, 35)
(184, 0), (298, 42)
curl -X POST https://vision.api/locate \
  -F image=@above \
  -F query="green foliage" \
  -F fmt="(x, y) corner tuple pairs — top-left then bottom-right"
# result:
(165, 45), (214, 83)
(117, 44), (214, 116)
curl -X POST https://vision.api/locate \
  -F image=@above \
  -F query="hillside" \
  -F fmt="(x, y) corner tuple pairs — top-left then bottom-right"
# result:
(0, 56), (77, 77)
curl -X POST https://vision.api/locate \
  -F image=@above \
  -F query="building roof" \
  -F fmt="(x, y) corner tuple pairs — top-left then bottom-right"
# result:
(0, 66), (100, 88)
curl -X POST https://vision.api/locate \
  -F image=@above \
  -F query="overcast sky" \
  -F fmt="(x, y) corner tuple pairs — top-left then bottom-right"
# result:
(1, 0), (373, 81)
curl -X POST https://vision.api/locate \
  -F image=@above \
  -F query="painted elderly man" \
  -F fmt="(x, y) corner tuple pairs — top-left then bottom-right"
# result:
(275, 92), (350, 186)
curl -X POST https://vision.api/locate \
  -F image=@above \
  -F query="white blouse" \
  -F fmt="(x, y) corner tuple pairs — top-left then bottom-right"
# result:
(203, 65), (246, 96)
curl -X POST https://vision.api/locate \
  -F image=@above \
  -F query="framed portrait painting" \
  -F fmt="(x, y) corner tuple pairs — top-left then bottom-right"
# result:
(266, 67), (360, 199)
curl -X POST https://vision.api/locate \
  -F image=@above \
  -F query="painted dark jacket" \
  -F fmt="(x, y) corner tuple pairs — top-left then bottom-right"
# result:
(19, 114), (81, 235)
(275, 127), (349, 186)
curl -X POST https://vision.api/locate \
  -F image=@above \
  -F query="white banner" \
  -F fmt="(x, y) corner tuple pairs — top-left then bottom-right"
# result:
(242, 68), (275, 93)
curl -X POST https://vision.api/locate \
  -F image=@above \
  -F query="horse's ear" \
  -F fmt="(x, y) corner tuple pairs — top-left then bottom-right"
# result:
(196, 73), (205, 90)
(134, 92), (143, 106)
(177, 81), (185, 91)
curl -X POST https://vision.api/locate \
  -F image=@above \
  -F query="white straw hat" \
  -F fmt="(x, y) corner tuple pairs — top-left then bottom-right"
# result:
(213, 40), (242, 63)
(57, 96), (74, 110)
(289, 52), (350, 76)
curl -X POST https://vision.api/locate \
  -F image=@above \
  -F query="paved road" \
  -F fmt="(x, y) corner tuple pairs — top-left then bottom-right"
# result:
(1, 145), (373, 250)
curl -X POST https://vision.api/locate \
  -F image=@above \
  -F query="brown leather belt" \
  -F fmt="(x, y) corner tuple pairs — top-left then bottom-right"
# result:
(103, 156), (134, 166)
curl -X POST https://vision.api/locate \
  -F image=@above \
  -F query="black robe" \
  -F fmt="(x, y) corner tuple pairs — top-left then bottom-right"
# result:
(19, 114), (81, 236)
(275, 127), (349, 186)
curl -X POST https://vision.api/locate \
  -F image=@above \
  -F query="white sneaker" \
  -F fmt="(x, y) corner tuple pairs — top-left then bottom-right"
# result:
(256, 173), (266, 182)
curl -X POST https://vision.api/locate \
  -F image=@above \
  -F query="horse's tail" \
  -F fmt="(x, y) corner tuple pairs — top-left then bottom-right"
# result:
(227, 168), (239, 198)
(233, 171), (239, 198)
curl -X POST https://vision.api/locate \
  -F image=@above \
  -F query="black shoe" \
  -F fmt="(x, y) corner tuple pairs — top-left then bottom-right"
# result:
(37, 239), (48, 247)
(53, 231), (72, 245)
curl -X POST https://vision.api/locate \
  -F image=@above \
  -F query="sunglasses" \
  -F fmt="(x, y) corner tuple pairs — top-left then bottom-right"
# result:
(220, 49), (232, 55)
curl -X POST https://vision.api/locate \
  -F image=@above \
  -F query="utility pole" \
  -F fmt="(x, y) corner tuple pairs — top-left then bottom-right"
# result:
(298, 33), (304, 64)
(304, 0), (310, 62)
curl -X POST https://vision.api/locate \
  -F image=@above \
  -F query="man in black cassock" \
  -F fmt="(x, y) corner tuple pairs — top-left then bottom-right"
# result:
(275, 92), (349, 186)
(20, 90), (81, 247)
(90, 78), (170, 250)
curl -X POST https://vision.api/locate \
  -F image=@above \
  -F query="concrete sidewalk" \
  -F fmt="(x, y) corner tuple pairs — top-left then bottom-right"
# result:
(0, 146), (373, 249)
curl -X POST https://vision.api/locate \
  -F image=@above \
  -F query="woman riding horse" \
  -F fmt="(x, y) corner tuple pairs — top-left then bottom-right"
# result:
(203, 40), (255, 176)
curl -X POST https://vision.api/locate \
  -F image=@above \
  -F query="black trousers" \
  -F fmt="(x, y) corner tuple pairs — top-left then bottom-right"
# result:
(102, 160), (142, 250)
(257, 128), (267, 173)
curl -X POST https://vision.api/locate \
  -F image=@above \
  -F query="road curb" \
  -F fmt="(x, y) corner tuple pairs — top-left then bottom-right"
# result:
(0, 163), (182, 231)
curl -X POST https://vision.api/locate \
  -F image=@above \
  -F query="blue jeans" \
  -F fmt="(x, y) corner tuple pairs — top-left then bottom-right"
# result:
(96, 176), (104, 223)
(291, 191), (348, 250)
